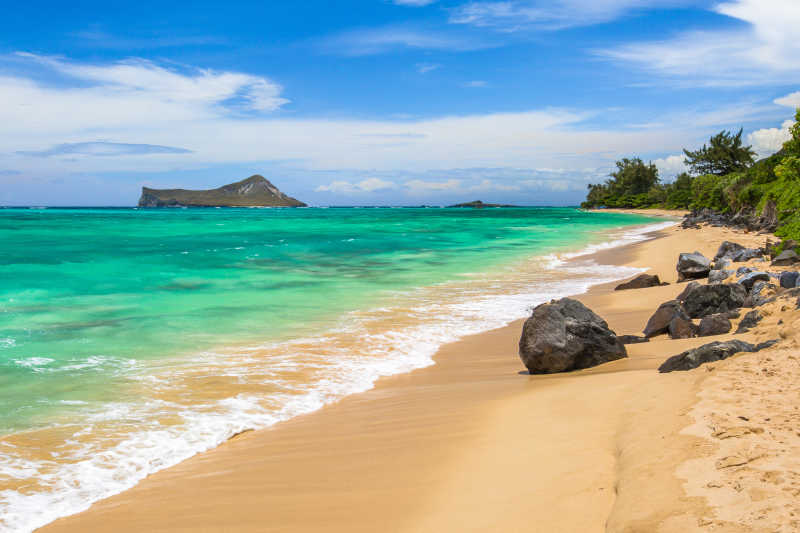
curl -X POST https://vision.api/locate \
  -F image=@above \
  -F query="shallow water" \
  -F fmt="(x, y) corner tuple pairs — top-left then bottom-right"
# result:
(0, 206), (668, 531)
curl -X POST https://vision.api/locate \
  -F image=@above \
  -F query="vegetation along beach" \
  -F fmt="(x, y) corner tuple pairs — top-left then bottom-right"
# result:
(2, 1), (800, 531)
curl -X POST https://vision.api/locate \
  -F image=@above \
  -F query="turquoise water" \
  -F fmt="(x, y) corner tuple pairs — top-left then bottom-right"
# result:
(0, 206), (661, 531)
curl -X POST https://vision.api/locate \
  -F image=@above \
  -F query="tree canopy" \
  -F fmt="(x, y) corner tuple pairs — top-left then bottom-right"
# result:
(682, 128), (756, 176)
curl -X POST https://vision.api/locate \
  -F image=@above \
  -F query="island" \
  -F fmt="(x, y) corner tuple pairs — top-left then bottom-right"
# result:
(446, 200), (518, 208)
(138, 175), (306, 207)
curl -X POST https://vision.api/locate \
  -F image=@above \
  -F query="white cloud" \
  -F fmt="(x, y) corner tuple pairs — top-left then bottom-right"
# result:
(653, 154), (687, 181)
(315, 178), (396, 193)
(405, 179), (462, 193)
(775, 91), (800, 108)
(468, 179), (521, 191)
(2, 52), (789, 203)
(747, 120), (794, 158)
(319, 26), (490, 56)
(449, 0), (684, 31)
(599, 0), (800, 86)
(463, 80), (488, 88)
(416, 63), (441, 74)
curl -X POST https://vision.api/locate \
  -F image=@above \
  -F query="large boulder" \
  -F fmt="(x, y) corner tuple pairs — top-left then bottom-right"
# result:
(771, 249), (800, 267)
(677, 252), (711, 281)
(614, 273), (664, 291)
(518, 298), (627, 374)
(714, 241), (746, 261)
(708, 269), (732, 284)
(643, 300), (691, 338)
(681, 283), (748, 318)
(676, 281), (700, 302)
(698, 314), (732, 337)
(712, 257), (732, 271)
(779, 271), (800, 289)
(658, 340), (777, 372)
(738, 271), (770, 291)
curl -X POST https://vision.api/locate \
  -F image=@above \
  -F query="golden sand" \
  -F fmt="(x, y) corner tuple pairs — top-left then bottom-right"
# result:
(42, 220), (799, 532)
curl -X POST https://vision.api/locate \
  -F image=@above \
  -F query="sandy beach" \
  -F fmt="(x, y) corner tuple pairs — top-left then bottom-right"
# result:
(41, 217), (800, 532)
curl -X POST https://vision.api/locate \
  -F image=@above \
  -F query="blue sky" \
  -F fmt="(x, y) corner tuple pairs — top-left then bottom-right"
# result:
(0, 0), (798, 206)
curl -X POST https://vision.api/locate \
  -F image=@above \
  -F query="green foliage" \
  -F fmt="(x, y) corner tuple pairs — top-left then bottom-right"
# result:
(581, 109), (800, 243)
(663, 172), (693, 209)
(683, 128), (756, 176)
(581, 158), (660, 208)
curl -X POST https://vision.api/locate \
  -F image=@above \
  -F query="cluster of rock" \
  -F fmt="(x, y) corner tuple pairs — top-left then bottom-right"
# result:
(518, 237), (798, 375)
(681, 204), (778, 233)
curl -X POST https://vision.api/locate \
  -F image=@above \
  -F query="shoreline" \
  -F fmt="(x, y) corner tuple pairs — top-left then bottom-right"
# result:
(41, 213), (798, 532)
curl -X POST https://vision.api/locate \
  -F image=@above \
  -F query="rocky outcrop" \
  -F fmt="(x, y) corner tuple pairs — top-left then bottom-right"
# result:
(614, 274), (664, 291)
(771, 250), (800, 266)
(680, 283), (748, 318)
(518, 298), (627, 374)
(138, 175), (306, 207)
(677, 252), (711, 281)
(698, 314), (732, 337)
(681, 207), (778, 233)
(658, 339), (778, 373)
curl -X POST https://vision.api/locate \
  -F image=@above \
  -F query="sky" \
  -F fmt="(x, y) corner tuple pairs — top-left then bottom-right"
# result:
(0, 0), (798, 206)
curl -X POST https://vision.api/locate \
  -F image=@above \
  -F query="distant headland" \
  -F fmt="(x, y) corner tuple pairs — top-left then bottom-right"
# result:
(138, 175), (306, 207)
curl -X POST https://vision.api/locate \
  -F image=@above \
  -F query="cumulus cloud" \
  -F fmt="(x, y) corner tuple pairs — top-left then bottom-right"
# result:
(315, 178), (396, 193)
(747, 120), (794, 158)
(599, 0), (800, 86)
(775, 91), (800, 108)
(653, 154), (687, 181)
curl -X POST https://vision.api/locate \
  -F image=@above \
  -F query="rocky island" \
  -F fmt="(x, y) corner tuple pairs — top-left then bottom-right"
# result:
(447, 200), (518, 208)
(138, 175), (306, 207)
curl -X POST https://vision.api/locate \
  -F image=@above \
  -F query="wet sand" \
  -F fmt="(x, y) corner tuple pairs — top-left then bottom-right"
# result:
(42, 219), (799, 532)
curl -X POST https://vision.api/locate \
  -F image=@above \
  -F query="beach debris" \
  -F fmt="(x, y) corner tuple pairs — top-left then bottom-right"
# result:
(680, 283), (748, 318)
(658, 339), (778, 372)
(614, 273), (665, 291)
(698, 314), (733, 337)
(518, 298), (627, 374)
(677, 251), (712, 281)
(736, 310), (763, 333)
(771, 249), (800, 266)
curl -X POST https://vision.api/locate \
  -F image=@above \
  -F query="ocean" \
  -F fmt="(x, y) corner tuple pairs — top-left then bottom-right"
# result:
(0, 206), (671, 531)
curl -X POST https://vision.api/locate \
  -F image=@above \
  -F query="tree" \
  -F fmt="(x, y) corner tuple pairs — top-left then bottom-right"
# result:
(606, 157), (660, 196)
(683, 129), (756, 176)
